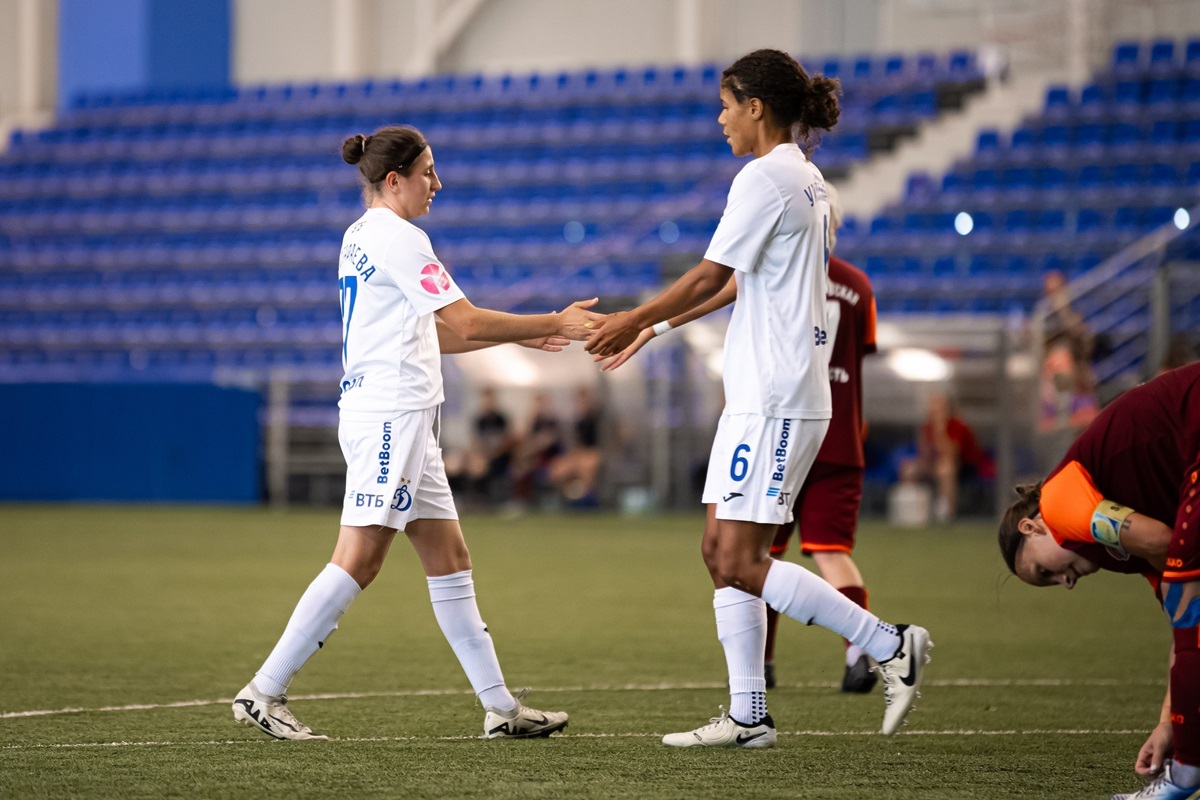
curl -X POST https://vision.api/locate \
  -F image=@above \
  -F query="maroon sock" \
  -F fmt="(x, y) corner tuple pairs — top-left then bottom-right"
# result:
(838, 585), (869, 610)
(1172, 626), (1200, 767)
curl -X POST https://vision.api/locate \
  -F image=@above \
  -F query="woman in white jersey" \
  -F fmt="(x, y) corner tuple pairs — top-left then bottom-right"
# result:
(586, 49), (932, 746)
(233, 125), (602, 741)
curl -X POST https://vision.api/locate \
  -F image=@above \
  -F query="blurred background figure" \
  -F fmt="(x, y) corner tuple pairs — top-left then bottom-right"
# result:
(1037, 270), (1099, 470)
(446, 387), (515, 505)
(513, 391), (565, 508)
(898, 393), (994, 524)
(548, 387), (603, 508)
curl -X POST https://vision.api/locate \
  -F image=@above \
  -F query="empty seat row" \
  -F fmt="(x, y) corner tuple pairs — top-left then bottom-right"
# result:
(1110, 38), (1200, 74)
(59, 50), (981, 116)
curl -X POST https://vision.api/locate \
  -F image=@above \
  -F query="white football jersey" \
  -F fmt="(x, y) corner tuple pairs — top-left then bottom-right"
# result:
(704, 143), (832, 420)
(336, 208), (465, 419)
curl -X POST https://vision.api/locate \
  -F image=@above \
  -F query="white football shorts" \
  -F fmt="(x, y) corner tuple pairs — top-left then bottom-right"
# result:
(339, 407), (458, 530)
(702, 413), (829, 524)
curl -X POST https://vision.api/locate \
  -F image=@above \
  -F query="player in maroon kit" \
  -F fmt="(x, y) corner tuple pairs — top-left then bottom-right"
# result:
(998, 362), (1200, 800)
(598, 183), (883, 693)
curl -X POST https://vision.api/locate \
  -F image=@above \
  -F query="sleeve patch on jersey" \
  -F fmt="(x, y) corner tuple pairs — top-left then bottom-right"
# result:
(1041, 460), (1105, 546)
(420, 263), (452, 295)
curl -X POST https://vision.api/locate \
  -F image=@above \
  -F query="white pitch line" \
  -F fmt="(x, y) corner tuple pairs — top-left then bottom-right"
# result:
(0, 729), (1148, 752)
(0, 678), (1165, 721)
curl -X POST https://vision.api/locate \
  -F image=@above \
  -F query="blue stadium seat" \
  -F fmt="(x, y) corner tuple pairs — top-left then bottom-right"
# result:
(1149, 40), (1176, 73)
(1113, 41), (1142, 73)
(1187, 38), (1200, 75)
(1147, 77), (1180, 105)
(1044, 85), (1072, 121)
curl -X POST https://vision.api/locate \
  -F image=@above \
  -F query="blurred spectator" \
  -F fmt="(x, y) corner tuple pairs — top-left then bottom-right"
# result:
(1038, 271), (1099, 468)
(446, 387), (514, 503)
(513, 392), (565, 506)
(899, 393), (994, 524)
(549, 387), (603, 507)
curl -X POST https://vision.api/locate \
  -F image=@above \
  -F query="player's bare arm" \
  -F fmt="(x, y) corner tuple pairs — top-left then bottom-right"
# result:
(437, 297), (603, 343)
(1120, 512), (1172, 572)
(435, 320), (570, 354)
(596, 276), (738, 371)
(585, 259), (733, 357)
(1137, 648), (1175, 777)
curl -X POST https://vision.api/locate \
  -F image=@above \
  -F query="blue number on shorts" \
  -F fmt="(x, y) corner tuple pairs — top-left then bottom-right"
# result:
(730, 443), (751, 481)
(338, 275), (358, 363)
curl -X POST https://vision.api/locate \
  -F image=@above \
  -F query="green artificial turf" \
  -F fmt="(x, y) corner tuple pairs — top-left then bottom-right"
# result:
(0, 506), (1170, 798)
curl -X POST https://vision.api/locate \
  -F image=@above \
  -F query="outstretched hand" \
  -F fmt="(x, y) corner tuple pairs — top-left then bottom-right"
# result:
(594, 327), (655, 371)
(1135, 721), (1173, 777)
(518, 336), (572, 353)
(557, 298), (605, 341)
(583, 310), (642, 357)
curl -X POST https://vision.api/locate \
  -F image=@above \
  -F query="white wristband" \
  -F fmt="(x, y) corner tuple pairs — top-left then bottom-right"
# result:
(652, 321), (673, 337)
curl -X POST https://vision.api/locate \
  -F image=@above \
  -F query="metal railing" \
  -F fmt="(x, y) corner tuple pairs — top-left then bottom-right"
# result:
(1031, 204), (1200, 407)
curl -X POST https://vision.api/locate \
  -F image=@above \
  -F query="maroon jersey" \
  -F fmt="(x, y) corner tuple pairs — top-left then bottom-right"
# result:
(815, 256), (877, 467)
(1042, 361), (1200, 576)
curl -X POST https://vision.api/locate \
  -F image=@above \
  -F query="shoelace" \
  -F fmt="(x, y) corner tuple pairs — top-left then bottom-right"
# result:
(695, 707), (730, 733)
(270, 697), (309, 732)
(877, 666), (898, 706)
(1136, 768), (1179, 797)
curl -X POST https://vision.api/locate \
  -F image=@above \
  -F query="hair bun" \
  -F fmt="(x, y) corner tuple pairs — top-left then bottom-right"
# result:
(1014, 481), (1043, 500)
(341, 133), (368, 165)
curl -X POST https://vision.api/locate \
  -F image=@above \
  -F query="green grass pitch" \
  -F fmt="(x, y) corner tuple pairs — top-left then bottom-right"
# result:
(0, 505), (1172, 798)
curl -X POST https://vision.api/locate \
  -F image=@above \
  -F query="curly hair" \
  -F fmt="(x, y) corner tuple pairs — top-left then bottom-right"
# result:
(722, 49), (841, 150)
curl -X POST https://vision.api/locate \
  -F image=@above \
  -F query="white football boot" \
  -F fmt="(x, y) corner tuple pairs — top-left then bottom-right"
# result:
(484, 700), (569, 739)
(232, 681), (328, 741)
(662, 709), (777, 749)
(1111, 762), (1200, 800)
(875, 624), (933, 735)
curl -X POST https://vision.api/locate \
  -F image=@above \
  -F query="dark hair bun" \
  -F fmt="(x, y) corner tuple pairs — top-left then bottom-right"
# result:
(803, 75), (841, 132)
(341, 134), (369, 165)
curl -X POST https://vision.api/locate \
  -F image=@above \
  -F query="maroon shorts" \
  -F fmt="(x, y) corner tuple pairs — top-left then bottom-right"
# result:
(1166, 459), (1200, 583)
(770, 462), (864, 557)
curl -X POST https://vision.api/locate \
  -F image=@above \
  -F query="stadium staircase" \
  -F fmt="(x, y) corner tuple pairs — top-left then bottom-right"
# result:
(835, 37), (1200, 324)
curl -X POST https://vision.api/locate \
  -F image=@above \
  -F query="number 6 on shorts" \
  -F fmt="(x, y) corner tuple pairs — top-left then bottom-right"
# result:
(730, 444), (751, 481)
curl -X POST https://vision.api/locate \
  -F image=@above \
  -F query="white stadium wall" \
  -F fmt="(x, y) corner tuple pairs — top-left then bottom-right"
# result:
(0, 0), (57, 138)
(228, 0), (1200, 87)
(3, 0), (1200, 122)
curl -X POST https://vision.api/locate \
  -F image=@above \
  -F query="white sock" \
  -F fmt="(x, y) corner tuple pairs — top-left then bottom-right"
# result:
(1173, 759), (1200, 787)
(714, 587), (768, 725)
(846, 644), (865, 667)
(760, 560), (900, 663)
(255, 563), (362, 697)
(427, 570), (516, 713)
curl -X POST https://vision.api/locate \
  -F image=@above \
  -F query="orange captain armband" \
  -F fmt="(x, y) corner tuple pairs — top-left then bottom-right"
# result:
(1041, 461), (1134, 555)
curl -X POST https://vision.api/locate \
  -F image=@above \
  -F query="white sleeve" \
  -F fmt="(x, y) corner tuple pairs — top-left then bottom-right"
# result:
(380, 229), (466, 316)
(703, 166), (784, 273)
